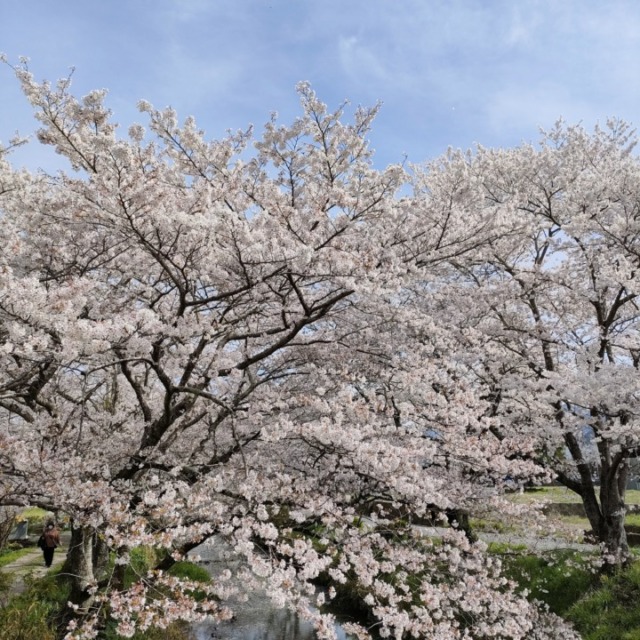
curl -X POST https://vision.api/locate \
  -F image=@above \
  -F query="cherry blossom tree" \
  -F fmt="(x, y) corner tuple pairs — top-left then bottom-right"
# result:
(0, 62), (578, 639)
(417, 120), (640, 565)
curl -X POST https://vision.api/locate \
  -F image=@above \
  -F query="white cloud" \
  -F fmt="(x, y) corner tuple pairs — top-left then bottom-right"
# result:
(2, 0), (640, 169)
(338, 35), (392, 85)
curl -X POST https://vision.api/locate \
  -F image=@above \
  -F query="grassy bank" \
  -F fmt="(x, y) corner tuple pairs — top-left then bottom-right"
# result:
(491, 546), (597, 615)
(513, 486), (640, 505)
(567, 562), (640, 639)
(0, 548), (209, 640)
(4, 533), (640, 639)
(492, 544), (640, 639)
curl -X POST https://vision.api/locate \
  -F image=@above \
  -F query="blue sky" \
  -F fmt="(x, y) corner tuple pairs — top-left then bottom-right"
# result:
(1, 0), (639, 171)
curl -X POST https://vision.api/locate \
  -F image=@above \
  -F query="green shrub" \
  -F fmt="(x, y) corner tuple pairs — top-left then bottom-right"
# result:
(167, 561), (211, 583)
(121, 546), (162, 588)
(164, 560), (212, 604)
(18, 507), (50, 532)
(115, 553), (210, 630)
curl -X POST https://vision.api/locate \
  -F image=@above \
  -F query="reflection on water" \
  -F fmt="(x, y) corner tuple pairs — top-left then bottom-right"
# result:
(191, 537), (349, 640)
(194, 603), (349, 640)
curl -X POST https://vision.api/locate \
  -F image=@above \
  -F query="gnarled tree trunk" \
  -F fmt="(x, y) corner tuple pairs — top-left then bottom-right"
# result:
(62, 524), (109, 610)
(561, 436), (630, 568)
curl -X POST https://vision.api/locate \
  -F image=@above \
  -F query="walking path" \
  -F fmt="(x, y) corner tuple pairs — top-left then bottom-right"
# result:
(414, 525), (598, 552)
(0, 532), (71, 597)
(362, 516), (598, 553)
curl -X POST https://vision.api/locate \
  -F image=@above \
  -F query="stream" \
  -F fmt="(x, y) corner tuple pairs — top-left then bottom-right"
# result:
(190, 536), (350, 640)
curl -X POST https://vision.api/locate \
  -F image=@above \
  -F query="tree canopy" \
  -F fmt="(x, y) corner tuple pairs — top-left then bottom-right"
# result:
(3, 62), (639, 639)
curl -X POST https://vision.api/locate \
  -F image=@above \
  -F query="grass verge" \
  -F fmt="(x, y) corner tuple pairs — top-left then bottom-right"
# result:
(17, 507), (52, 532)
(0, 570), (70, 639)
(491, 547), (598, 616)
(513, 486), (640, 505)
(567, 562), (640, 639)
(0, 546), (33, 568)
(0, 549), (208, 640)
(491, 542), (640, 639)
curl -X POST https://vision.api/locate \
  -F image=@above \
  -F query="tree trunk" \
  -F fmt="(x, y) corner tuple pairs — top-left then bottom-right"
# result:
(0, 507), (18, 551)
(561, 433), (631, 567)
(563, 466), (630, 568)
(445, 508), (477, 543)
(601, 512), (629, 566)
(566, 482), (629, 568)
(599, 460), (630, 567)
(62, 525), (109, 610)
(580, 482), (605, 540)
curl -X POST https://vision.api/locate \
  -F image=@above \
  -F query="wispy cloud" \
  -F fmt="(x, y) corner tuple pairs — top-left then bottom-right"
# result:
(2, 0), (639, 169)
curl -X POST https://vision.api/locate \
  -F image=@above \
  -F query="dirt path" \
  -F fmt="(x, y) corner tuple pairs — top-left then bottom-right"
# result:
(1, 532), (71, 597)
(414, 525), (598, 552)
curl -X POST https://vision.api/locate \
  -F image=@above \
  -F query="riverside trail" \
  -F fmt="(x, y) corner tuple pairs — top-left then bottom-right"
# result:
(0, 531), (71, 599)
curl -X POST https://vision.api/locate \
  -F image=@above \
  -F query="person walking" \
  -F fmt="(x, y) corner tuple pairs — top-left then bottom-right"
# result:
(39, 521), (61, 568)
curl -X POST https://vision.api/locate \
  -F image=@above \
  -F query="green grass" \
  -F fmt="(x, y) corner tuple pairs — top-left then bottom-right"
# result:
(567, 562), (640, 639)
(549, 512), (640, 541)
(556, 514), (589, 526)
(491, 545), (640, 638)
(486, 541), (529, 554)
(512, 486), (583, 504)
(0, 550), (201, 640)
(469, 516), (518, 534)
(167, 561), (211, 583)
(0, 577), (193, 640)
(16, 507), (51, 531)
(0, 572), (70, 639)
(514, 486), (640, 505)
(492, 548), (597, 615)
(0, 546), (33, 568)
(0, 568), (14, 595)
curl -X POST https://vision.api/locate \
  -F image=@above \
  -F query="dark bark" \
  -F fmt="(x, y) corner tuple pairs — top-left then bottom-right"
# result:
(62, 525), (110, 609)
(445, 509), (477, 543)
(557, 437), (630, 567)
(600, 458), (630, 567)
(555, 473), (629, 568)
